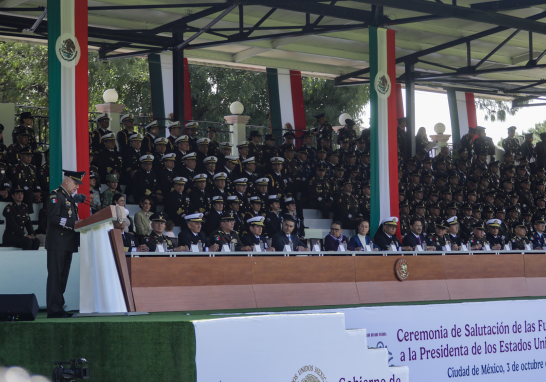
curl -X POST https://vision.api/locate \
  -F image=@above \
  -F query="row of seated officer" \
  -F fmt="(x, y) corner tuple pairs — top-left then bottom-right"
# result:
(118, 211), (308, 253)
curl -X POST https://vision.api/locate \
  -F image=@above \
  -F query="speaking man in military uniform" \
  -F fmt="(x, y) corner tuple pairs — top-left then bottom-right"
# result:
(143, 212), (187, 252)
(46, 170), (86, 318)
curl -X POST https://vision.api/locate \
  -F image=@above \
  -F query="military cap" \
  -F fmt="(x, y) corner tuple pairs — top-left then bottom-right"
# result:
(467, 190), (477, 197)
(19, 146), (33, 155)
(407, 159), (417, 166)
(415, 202), (426, 209)
(329, 151), (340, 157)
(242, 157), (256, 165)
(486, 219), (501, 228)
(422, 171), (433, 178)
(102, 133), (115, 141)
(447, 216), (459, 225)
(197, 138), (210, 146)
(167, 121), (181, 130)
(458, 147), (468, 154)
(221, 211), (236, 221)
(283, 132), (295, 139)
(361, 152), (370, 157)
(476, 126), (486, 131)
(20, 112), (34, 120)
(483, 206), (495, 214)
(399, 201), (409, 208)
(62, 170), (86, 185)
(345, 119), (356, 127)
(485, 190), (496, 197)
(436, 158), (446, 165)
(509, 192), (519, 198)
(162, 153), (176, 161)
(339, 138), (350, 144)
(317, 165), (328, 171)
(150, 212), (168, 222)
(472, 205), (482, 212)
(503, 152), (513, 157)
(95, 113), (109, 123)
(265, 134), (275, 141)
(193, 174), (207, 182)
(89, 171), (96, 180)
(363, 180), (371, 188)
(448, 171), (458, 179)
(534, 217), (546, 224)
(442, 188), (452, 195)
(423, 158), (432, 164)
(429, 191), (440, 197)
(462, 203), (473, 210)
(269, 194), (281, 202)
(206, 126), (216, 132)
(495, 207), (506, 214)
(284, 197), (296, 205)
(521, 208), (532, 216)
(270, 157), (284, 164)
(255, 177), (269, 186)
(436, 221), (449, 229)
(175, 135), (189, 144)
(225, 155), (239, 164)
(120, 114), (134, 123)
(249, 130), (262, 138)
(106, 173), (119, 183)
(503, 177), (514, 183)
(185, 122), (199, 129)
(221, 142), (233, 148)
(154, 137), (168, 145)
(321, 136), (332, 142)
(525, 133), (534, 138)
(237, 141), (249, 148)
(334, 165), (345, 171)
(342, 179), (352, 185)
(227, 195), (240, 204)
(173, 177), (187, 185)
(247, 216), (265, 226)
(144, 120), (158, 130)
(508, 126), (517, 131)
(382, 217), (399, 226)
(234, 178), (248, 185)
(513, 221), (527, 229)
(447, 202), (458, 210)
(298, 148), (308, 155)
(185, 213), (204, 222)
(473, 223), (485, 230)
(313, 112), (325, 119)
(203, 156), (217, 164)
(212, 196), (224, 204)
(213, 172), (227, 181)
(182, 153), (197, 161)
(249, 196), (263, 204)
(140, 154), (154, 162)
(130, 133), (143, 141)
(430, 203), (441, 210)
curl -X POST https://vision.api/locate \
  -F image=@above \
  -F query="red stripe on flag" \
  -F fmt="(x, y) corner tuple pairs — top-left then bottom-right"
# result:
(184, 58), (192, 121)
(290, 70), (306, 148)
(386, 29), (400, 239)
(75, 0), (90, 219)
(465, 92), (477, 128)
(396, 83), (404, 119)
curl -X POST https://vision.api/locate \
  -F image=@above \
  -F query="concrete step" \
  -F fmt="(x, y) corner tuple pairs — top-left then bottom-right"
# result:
(305, 228), (354, 239)
(305, 219), (334, 229)
(303, 209), (322, 219)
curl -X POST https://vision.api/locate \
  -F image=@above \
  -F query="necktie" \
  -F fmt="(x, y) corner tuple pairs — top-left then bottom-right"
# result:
(418, 236), (421, 245)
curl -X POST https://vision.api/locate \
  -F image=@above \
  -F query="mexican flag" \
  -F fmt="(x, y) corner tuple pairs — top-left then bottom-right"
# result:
(266, 68), (306, 144)
(369, 27), (399, 237)
(48, 0), (89, 218)
(447, 89), (477, 144)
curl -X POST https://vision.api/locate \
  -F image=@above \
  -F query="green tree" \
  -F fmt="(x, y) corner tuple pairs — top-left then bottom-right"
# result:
(476, 98), (519, 123)
(522, 120), (546, 145)
(189, 65), (370, 127)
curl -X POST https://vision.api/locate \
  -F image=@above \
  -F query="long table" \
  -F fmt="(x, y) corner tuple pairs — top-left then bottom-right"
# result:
(123, 251), (546, 312)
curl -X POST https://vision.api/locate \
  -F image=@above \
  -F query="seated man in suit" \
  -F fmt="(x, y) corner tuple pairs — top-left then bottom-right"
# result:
(271, 215), (308, 251)
(373, 217), (405, 251)
(178, 213), (220, 251)
(113, 219), (148, 252)
(401, 217), (431, 251)
(241, 216), (275, 251)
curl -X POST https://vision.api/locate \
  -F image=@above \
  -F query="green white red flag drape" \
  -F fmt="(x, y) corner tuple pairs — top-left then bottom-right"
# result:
(447, 90), (477, 145)
(369, 27), (399, 237)
(48, 0), (90, 218)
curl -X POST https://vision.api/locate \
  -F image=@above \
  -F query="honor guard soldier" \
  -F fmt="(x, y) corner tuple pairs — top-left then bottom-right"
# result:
(166, 121), (182, 153)
(46, 170), (86, 318)
(2, 186), (40, 250)
(158, 153), (178, 195)
(468, 223), (491, 250)
(142, 120), (159, 154)
(186, 122), (200, 152)
(308, 165), (332, 219)
(143, 212), (185, 252)
(521, 133), (536, 164)
(208, 211), (247, 251)
(261, 134), (279, 167)
(121, 133), (145, 192)
(206, 126), (221, 157)
(311, 112), (333, 146)
(132, 154), (163, 209)
(117, 114), (135, 152)
(502, 126), (521, 155)
(231, 178), (252, 213)
(530, 218), (546, 249)
(509, 221), (531, 250)
(180, 152), (198, 193)
(241, 216), (274, 250)
(152, 137), (169, 173)
(97, 133), (122, 182)
(9, 146), (42, 212)
(164, 177), (194, 229)
(334, 180), (361, 229)
(189, 174), (211, 214)
(425, 220), (449, 250)
(267, 157), (288, 196)
(91, 113), (111, 152)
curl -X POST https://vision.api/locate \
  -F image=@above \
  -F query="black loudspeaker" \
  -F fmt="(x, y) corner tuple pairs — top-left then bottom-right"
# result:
(0, 294), (39, 321)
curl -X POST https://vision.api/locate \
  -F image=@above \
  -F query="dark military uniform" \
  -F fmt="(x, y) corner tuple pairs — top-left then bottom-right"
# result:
(208, 229), (244, 251)
(164, 190), (195, 228)
(189, 189), (211, 214)
(265, 210), (283, 237)
(132, 169), (161, 208)
(530, 231), (546, 249)
(143, 231), (174, 252)
(91, 127), (110, 152)
(334, 191), (360, 229)
(7, 143), (30, 166)
(45, 185), (81, 316)
(509, 235), (531, 250)
(0, 161), (11, 200)
(141, 133), (156, 154)
(97, 148), (122, 182)
(308, 176), (331, 218)
(502, 136), (520, 156)
(117, 129), (135, 152)
(426, 233), (448, 250)
(2, 201), (40, 250)
(468, 234), (491, 250)
(9, 162), (41, 213)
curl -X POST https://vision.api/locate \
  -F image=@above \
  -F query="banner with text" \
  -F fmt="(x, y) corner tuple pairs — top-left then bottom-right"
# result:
(300, 299), (546, 381)
(194, 313), (409, 382)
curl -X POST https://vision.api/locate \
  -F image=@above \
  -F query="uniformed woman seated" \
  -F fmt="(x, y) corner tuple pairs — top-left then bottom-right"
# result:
(2, 186), (40, 250)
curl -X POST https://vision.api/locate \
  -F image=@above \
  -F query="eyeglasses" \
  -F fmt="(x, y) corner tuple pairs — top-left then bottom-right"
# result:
(330, 228), (341, 231)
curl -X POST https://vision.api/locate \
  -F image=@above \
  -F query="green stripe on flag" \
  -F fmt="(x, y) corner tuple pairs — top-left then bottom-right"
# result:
(369, 27), (380, 237)
(48, 0), (62, 191)
(148, 53), (165, 136)
(266, 68), (282, 139)
(447, 89), (461, 145)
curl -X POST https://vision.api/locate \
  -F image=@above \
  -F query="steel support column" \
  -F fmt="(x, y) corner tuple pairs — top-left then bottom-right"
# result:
(405, 62), (416, 159)
(173, 32), (185, 124)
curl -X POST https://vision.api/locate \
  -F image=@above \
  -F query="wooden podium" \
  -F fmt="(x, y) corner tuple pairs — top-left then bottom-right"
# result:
(75, 206), (136, 314)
